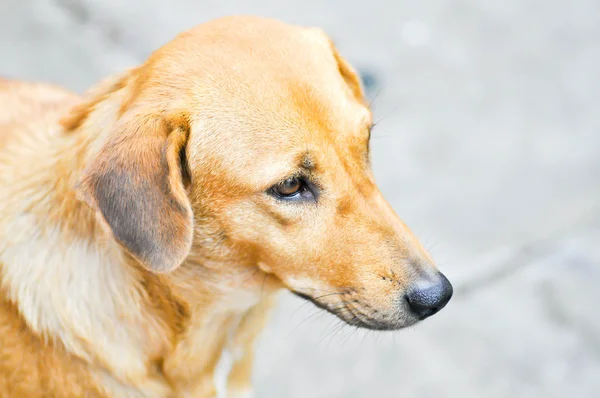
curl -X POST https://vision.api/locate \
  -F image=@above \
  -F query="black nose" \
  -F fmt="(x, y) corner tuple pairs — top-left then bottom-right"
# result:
(405, 273), (453, 320)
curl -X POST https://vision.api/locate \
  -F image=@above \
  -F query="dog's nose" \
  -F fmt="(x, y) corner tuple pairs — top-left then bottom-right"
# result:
(405, 272), (453, 320)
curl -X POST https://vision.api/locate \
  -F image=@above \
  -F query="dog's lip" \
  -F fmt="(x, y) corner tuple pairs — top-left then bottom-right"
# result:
(291, 290), (415, 331)
(292, 291), (331, 312)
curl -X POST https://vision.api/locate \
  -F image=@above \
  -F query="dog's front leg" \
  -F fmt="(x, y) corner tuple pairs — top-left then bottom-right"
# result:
(225, 295), (276, 398)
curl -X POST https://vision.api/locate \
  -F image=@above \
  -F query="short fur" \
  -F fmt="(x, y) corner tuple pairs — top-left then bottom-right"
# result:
(0, 16), (441, 397)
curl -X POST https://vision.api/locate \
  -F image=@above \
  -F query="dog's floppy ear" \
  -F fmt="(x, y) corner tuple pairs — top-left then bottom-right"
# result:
(77, 112), (193, 273)
(306, 27), (366, 103)
(329, 44), (365, 102)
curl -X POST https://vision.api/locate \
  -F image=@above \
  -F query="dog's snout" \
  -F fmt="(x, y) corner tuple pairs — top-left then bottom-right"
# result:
(405, 272), (453, 320)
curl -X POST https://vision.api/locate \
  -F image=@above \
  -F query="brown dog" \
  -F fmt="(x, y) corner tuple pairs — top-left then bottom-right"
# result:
(0, 16), (452, 397)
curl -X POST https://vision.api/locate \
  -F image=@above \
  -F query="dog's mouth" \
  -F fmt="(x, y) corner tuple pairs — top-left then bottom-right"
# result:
(292, 290), (418, 331)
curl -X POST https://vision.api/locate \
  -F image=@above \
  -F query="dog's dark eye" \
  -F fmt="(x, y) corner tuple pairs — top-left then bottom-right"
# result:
(269, 177), (315, 201)
(276, 177), (302, 196)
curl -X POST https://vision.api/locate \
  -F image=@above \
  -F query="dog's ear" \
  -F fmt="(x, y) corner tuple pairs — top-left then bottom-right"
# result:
(329, 44), (365, 103)
(77, 112), (193, 273)
(305, 27), (366, 103)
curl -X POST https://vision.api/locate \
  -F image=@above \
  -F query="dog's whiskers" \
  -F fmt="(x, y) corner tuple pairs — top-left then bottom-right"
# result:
(286, 308), (327, 339)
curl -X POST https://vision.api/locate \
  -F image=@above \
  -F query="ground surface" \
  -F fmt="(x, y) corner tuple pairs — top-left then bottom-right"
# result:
(2, 1), (599, 397)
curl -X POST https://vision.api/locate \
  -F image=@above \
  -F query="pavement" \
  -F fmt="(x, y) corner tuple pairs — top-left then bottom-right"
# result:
(2, 1), (599, 397)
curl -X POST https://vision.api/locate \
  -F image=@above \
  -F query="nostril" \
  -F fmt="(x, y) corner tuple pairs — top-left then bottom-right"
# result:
(405, 272), (453, 320)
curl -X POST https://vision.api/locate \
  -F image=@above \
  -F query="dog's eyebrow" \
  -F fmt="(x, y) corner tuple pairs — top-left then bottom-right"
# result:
(301, 153), (316, 170)
(261, 152), (317, 190)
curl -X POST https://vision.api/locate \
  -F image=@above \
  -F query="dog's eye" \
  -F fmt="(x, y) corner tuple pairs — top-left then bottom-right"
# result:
(274, 177), (302, 197)
(269, 176), (316, 201)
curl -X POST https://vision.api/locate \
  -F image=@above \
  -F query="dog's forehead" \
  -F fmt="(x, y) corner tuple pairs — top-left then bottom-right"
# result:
(187, 69), (369, 166)
(154, 17), (359, 108)
(149, 16), (370, 134)
(186, 79), (369, 192)
(160, 17), (371, 187)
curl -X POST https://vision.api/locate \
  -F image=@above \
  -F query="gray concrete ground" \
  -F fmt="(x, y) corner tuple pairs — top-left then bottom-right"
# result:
(2, 0), (599, 397)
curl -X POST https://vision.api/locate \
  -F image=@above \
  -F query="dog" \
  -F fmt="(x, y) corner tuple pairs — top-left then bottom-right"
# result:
(0, 15), (452, 397)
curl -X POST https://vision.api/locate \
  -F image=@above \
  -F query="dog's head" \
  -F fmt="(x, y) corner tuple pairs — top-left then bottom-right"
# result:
(75, 16), (452, 330)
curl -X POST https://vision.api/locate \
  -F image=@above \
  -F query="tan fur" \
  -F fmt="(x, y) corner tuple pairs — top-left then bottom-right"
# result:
(0, 16), (441, 397)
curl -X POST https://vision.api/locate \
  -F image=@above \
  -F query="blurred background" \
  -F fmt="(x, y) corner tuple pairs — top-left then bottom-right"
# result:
(2, 1), (599, 397)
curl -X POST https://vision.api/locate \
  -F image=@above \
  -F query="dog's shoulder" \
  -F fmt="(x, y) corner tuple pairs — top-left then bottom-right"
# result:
(0, 292), (107, 397)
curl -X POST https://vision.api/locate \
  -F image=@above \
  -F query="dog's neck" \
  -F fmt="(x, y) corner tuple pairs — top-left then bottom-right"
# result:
(0, 74), (278, 396)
